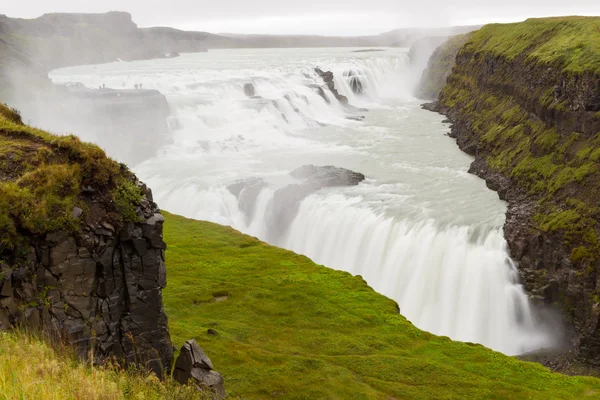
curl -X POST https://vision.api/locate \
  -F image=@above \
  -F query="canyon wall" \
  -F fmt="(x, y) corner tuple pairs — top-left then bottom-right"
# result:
(428, 17), (600, 369)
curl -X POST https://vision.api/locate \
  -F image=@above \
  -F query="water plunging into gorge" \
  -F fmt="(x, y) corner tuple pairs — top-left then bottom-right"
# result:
(50, 47), (555, 355)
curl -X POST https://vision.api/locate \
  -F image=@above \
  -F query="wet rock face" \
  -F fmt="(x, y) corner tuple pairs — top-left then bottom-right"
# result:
(227, 165), (365, 242)
(174, 339), (225, 399)
(243, 83), (256, 97)
(344, 69), (364, 95)
(0, 183), (173, 375)
(315, 67), (349, 106)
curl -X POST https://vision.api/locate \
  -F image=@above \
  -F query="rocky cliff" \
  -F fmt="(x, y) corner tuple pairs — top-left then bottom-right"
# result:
(415, 33), (471, 100)
(0, 104), (173, 374)
(428, 17), (600, 370)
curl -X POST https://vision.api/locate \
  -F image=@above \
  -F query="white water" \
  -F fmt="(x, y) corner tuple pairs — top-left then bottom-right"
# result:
(51, 48), (554, 355)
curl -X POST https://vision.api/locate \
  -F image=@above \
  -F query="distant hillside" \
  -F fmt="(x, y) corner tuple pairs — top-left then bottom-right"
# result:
(0, 11), (222, 70)
(379, 25), (481, 47)
(220, 33), (382, 48)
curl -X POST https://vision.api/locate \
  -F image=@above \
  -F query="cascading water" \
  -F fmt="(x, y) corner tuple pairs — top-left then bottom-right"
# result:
(50, 47), (555, 355)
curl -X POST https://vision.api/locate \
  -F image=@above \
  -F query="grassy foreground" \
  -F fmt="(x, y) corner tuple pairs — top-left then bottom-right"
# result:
(162, 212), (600, 399)
(0, 331), (202, 400)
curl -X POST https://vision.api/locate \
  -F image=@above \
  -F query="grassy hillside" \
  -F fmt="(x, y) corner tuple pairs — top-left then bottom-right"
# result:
(162, 212), (600, 399)
(461, 17), (600, 74)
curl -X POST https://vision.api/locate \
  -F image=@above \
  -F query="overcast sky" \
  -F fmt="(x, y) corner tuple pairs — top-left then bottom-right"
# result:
(4, 1), (600, 35)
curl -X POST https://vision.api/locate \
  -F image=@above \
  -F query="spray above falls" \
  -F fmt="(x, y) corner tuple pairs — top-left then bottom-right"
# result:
(50, 48), (557, 355)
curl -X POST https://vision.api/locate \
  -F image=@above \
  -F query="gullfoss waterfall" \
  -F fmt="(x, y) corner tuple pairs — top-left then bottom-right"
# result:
(50, 48), (555, 356)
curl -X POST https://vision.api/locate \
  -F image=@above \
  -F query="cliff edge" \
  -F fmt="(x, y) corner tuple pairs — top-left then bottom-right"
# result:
(429, 17), (600, 370)
(0, 104), (173, 374)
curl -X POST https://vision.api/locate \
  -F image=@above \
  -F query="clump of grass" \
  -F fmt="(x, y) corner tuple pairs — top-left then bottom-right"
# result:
(0, 330), (205, 400)
(113, 179), (143, 223)
(162, 212), (600, 399)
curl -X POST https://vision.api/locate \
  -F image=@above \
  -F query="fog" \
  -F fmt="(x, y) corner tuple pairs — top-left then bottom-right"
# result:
(5, 0), (600, 35)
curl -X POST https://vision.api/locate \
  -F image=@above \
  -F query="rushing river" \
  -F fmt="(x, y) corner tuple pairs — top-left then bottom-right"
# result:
(51, 47), (554, 355)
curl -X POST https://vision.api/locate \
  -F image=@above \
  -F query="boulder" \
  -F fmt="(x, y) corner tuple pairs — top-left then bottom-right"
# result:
(243, 83), (256, 97)
(174, 339), (225, 399)
(290, 165), (365, 187)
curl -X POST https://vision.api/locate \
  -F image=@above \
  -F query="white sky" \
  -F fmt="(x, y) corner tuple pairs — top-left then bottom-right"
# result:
(4, 1), (600, 35)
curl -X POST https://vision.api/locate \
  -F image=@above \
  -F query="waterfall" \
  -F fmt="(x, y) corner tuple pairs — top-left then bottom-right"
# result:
(51, 48), (555, 355)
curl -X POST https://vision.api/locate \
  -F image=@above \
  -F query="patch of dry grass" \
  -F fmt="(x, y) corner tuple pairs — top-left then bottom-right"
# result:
(0, 330), (205, 400)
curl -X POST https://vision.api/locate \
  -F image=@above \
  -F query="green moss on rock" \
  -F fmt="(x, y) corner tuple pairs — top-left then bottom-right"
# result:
(0, 103), (141, 250)
(416, 33), (471, 100)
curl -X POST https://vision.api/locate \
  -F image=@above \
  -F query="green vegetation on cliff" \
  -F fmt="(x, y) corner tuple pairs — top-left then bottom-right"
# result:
(416, 33), (471, 100)
(162, 212), (600, 399)
(462, 17), (600, 74)
(438, 17), (600, 267)
(0, 103), (141, 250)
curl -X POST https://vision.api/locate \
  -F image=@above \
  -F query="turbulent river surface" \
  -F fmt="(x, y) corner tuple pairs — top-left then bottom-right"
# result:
(51, 47), (555, 355)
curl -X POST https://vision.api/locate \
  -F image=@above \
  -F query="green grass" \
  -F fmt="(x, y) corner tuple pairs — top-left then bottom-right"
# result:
(463, 17), (600, 74)
(162, 212), (600, 399)
(0, 104), (141, 251)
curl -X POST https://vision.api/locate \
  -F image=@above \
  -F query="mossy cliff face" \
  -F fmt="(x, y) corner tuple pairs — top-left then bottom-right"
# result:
(431, 17), (600, 366)
(416, 33), (471, 100)
(0, 104), (173, 374)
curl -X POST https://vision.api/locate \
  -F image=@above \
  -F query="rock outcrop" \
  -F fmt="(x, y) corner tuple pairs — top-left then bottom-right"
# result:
(243, 83), (256, 97)
(174, 339), (225, 399)
(228, 165), (365, 241)
(315, 67), (349, 105)
(0, 104), (173, 375)
(424, 17), (600, 371)
(344, 69), (365, 94)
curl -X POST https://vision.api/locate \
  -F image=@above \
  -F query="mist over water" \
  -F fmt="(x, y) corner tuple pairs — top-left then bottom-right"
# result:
(51, 47), (555, 355)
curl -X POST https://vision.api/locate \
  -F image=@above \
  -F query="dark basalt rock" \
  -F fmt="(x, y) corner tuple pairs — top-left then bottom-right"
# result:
(243, 83), (256, 97)
(290, 165), (365, 187)
(344, 69), (365, 95)
(315, 67), (349, 106)
(268, 165), (365, 240)
(227, 178), (268, 224)
(424, 26), (600, 372)
(228, 166), (366, 242)
(0, 181), (173, 376)
(174, 339), (225, 399)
